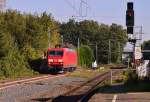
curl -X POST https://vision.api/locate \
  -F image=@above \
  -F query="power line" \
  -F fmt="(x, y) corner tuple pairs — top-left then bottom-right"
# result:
(64, 0), (89, 19)
(64, 0), (79, 15)
(79, 0), (88, 17)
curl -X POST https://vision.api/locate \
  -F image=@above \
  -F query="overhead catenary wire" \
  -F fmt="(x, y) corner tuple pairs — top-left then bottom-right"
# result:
(64, 0), (79, 15)
(63, 0), (124, 22)
(79, 0), (88, 17)
(64, 0), (89, 19)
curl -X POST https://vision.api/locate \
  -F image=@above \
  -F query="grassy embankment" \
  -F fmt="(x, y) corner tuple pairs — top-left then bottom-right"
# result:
(67, 65), (110, 78)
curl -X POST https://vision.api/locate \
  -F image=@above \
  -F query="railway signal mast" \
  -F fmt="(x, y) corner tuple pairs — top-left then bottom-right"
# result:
(126, 2), (135, 67)
(126, 2), (142, 68)
(126, 2), (134, 41)
(126, 2), (144, 76)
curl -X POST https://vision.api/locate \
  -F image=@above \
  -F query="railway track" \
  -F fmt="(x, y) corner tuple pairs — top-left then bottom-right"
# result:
(0, 74), (66, 90)
(49, 71), (117, 102)
(0, 67), (125, 102)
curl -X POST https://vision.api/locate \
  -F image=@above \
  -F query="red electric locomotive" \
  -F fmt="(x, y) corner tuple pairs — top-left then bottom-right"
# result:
(46, 47), (77, 72)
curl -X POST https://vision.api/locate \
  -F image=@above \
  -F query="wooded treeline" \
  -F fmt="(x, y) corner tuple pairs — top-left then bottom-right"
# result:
(0, 10), (128, 78)
(60, 19), (127, 64)
(0, 10), (60, 78)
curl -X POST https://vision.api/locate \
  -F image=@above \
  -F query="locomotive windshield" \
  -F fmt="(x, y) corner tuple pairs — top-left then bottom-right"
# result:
(49, 50), (63, 56)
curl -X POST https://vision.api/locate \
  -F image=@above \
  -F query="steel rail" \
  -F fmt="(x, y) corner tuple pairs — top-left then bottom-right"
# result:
(50, 71), (114, 102)
(0, 74), (66, 90)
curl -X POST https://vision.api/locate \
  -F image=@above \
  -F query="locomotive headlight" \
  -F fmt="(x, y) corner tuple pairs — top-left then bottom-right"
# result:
(48, 59), (53, 62)
(58, 59), (63, 62)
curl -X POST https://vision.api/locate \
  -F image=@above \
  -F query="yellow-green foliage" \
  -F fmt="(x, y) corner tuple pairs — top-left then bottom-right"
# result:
(0, 31), (34, 79)
(0, 10), (61, 79)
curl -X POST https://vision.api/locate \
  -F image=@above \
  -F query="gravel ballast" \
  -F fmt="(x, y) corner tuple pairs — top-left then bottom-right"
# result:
(0, 76), (86, 102)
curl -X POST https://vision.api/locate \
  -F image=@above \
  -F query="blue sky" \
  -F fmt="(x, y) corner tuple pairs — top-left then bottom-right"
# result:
(6, 0), (150, 41)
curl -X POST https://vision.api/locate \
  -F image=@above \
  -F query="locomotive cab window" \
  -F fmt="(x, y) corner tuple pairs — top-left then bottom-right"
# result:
(49, 51), (63, 56)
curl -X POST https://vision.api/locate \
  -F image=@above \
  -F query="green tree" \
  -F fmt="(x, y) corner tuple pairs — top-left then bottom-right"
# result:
(109, 24), (127, 63)
(78, 20), (99, 45)
(0, 28), (33, 78)
(0, 10), (61, 78)
(79, 45), (94, 67)
(60, 20), (127, 64)
(40, 12), (61, 48)
(60, 19), (79, 46)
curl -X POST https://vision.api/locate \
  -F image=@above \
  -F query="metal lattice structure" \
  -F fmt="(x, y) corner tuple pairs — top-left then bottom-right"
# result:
(65, 0), (88, 19)
(79, 0), (88, 17)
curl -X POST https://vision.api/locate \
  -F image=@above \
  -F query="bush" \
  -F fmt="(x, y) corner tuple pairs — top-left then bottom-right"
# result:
(79, 45), (94, 67)
(0, 30), (34, 79)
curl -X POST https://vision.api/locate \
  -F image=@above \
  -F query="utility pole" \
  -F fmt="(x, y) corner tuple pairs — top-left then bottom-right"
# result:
(77, 37), (80, 65)
(96, 43), (98, 63)
(108, 39), (111, 64)
(48, 28), (51, 48)
(118, 42), (121, 63)
(77, 37), (80, 50)
(61, 35), (63, 45)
